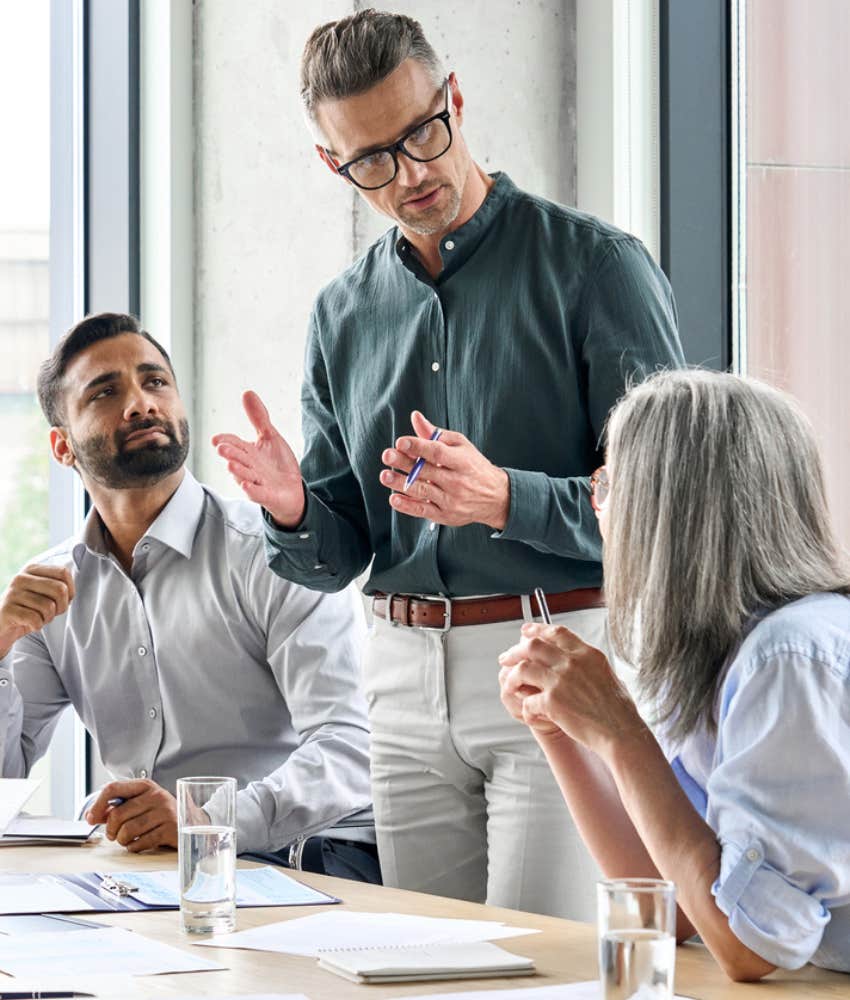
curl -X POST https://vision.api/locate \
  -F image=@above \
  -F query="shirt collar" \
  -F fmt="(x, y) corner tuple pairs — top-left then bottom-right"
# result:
(71, 470), (205, 567)
(395, 171), (515, 282)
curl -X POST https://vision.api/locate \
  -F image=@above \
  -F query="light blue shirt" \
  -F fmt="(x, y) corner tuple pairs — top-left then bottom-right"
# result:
(0, 472), (372, 854)
(667, 592), (850, 972)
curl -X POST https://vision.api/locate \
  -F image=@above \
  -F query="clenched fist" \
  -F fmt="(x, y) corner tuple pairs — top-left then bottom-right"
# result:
(0, 564), (75, 659)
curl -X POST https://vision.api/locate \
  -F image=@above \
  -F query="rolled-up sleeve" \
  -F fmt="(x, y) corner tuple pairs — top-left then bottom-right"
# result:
(706, 647), (850, 969)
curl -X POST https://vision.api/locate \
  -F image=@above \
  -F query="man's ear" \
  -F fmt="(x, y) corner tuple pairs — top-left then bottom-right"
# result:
(50, 426), (75, 468)
(316, 144), (346, 180)
(448, 71), (464, 126)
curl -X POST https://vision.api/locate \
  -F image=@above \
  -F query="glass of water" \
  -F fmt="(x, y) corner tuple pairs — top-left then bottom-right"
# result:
(597, 877), (677, 1000)
(177, 776), (237, 935)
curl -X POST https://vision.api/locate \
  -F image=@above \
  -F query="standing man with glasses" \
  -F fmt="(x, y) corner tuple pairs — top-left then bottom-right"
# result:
(214, 9), (684, 919)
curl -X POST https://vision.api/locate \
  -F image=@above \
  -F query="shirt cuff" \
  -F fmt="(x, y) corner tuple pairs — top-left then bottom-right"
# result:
(262, 492), (329, 574)
(261, 483), (317, 543)
(201, 786), (269, 856)
(231, 789), (270, 855)
(712, 838), (830, 969)
(0, 656), (14, 703)
(490, 467), (546, 542)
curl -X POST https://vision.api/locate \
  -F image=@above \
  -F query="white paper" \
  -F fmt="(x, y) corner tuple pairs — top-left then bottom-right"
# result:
(0, 925), (225, 977)
(170, 996), (309, 1000)
(386, 983), (691, 1000)
(0, 777), (41, 834)
(0, 873), (94, 914)
(197, 910), (539, 957)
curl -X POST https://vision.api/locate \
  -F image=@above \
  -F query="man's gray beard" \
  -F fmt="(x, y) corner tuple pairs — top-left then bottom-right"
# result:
(71, 417), (190, 489)
(397, 184), (462, 236)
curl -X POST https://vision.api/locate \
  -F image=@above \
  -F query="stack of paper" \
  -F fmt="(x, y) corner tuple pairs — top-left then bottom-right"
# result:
(0, 816), (98, 846)
(318, 940), (535, 984)
(197, 910), (539, 956)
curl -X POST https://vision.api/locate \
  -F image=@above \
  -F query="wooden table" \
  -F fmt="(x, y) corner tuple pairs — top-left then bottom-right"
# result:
(1, 838), (846, 998)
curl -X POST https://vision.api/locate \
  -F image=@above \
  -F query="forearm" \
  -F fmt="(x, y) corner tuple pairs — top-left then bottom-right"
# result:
(494, 469), (602, 560)
(536, 729), (659, 879)
(606, 733), (776, 980)
(229, 724), (372, 854)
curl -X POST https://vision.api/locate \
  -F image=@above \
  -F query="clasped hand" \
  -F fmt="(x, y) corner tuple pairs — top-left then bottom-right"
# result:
(380, 410), (510, 530)
(498, 622), (646, 757)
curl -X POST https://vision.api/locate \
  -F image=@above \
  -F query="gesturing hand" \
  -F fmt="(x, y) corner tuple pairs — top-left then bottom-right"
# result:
(380, 411), (510, 530)
(498, 623), (646, 757)
(0, 564), (75, 659)
(212, 391), (306, 528)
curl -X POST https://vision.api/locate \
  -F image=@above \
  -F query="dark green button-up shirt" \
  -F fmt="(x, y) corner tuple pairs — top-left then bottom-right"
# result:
(265, 173), (683, 597)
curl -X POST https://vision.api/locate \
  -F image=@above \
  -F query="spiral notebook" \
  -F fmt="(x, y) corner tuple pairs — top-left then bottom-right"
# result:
(317, 940), (535, 984)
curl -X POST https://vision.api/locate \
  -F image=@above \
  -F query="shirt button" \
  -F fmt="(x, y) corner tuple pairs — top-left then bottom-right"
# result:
(141, 543), (150, 552)
(139, 768), (148, 779)
(0, 678), (8, 687)
(137, 646), (147, 656)
(299, 532), (310, 540)
(444, 240), (455, 250)
(746, 848), (760, 862)
(148, 707), (157, 719)
(431, 362), (440, 372)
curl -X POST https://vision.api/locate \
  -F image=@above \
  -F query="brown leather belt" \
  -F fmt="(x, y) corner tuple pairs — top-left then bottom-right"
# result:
(371, 588), (605, 631)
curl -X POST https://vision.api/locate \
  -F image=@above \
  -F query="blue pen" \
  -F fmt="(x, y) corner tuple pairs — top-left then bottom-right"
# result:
(403, 429), (442, 492)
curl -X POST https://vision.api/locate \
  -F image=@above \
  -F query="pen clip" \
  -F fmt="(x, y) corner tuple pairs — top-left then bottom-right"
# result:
(98, 875), (138, 898)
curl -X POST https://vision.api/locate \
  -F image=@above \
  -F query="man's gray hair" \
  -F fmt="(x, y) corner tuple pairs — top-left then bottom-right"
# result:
(301, 8), (445, 127)
(603, 369), (850, 745)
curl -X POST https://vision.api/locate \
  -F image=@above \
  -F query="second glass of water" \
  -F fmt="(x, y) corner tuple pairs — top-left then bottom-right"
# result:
(177, 776), (237, 935)
(597, 877), (677, 1000)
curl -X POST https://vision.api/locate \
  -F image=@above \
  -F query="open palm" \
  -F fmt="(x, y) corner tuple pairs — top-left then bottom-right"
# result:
(212, 391), (306, 527)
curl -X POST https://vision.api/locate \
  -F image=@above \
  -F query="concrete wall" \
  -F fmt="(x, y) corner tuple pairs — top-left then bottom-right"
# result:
(194, 0), (577, 492)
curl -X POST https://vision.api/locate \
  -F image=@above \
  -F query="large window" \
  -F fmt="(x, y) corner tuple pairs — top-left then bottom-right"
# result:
(662, 2), (848, 550)
(0, 0), (53, 814)
(737, 0), (850, 549)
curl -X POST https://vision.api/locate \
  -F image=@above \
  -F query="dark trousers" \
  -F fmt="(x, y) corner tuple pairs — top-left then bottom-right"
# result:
(241, 836), (382, 885)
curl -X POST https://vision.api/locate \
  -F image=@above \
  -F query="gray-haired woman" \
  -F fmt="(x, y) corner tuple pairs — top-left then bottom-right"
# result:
(499, 369), (850, 980)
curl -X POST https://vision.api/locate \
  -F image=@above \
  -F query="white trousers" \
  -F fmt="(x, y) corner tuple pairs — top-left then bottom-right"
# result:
(362, 604), (612, 921)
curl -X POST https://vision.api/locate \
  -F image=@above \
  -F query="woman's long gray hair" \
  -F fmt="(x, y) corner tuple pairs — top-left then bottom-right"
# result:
(604, 369), (850, 745)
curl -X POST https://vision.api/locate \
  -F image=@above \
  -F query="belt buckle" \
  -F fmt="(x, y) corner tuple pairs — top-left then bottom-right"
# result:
(421, 595), (452, 633)
(379, 592), (398, 628)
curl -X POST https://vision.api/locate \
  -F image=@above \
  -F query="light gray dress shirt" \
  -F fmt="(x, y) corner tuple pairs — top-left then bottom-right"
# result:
(0, 471), (372, 854)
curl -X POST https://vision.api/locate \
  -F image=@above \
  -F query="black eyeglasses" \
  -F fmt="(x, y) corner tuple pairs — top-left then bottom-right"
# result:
(329, 81), (453, 191)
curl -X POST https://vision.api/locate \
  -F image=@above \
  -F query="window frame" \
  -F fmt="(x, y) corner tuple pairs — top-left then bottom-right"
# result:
(658, 0), (732, 370)
(49, 0), (142, 813)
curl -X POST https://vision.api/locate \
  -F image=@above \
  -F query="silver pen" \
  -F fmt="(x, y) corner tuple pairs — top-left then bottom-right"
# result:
(533, 587), (552, 625)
